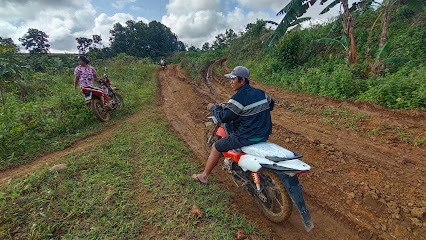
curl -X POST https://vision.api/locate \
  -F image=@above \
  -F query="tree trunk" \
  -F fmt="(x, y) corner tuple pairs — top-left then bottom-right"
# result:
(365, 11), (383, 60)
(342, 0), (358, 64)
(0, 84), (5, 107)
(372, 4), (391, 74)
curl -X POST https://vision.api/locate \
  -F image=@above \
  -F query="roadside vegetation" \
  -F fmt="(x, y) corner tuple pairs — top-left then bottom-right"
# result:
(174, 4), (425, 111)
(0, 54), (156, 170)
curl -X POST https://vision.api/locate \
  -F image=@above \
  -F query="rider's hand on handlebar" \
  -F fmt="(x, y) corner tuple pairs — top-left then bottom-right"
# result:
(207, 103), (215, 111)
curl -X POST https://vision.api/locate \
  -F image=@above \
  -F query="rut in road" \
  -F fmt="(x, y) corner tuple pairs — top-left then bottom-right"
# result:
(160, 65), (355, 239)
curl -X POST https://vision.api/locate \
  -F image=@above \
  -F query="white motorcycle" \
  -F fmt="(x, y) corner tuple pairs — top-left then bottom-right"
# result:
(205, 116), (313, 231)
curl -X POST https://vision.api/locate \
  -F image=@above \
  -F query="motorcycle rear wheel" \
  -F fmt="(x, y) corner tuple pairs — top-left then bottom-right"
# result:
(256, 170), (292, 223)
(92, 99), (109, 122)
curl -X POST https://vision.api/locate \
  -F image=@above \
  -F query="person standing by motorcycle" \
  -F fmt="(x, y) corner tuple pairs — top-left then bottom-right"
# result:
(192, 66), (274, 184)
(73, 55), (99, 102)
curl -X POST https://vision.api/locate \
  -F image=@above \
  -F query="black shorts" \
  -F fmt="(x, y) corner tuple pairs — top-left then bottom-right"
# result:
(214, 135), (266, 153)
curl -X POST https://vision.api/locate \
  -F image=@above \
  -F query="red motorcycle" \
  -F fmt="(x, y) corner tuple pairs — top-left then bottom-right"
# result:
(81, 74), (123, 122)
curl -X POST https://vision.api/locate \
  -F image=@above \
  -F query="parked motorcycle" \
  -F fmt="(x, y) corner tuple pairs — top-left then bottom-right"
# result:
(205, 116), (313, 231)
(81, 74), (123, 122)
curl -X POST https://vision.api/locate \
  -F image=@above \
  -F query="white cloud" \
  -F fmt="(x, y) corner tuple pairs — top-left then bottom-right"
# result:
(162, 3), (282, 48)
(112, 0), (137, 10)
(166, 0), (221, 14)
(235, 0), (287, 12)
(0, 0), (149, 53)
(83, 13), (149, 47)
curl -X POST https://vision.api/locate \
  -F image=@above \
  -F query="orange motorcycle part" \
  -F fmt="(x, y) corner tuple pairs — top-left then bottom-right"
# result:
(223, 150), (245, 163)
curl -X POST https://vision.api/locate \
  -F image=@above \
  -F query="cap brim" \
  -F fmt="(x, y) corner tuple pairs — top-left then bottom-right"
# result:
(224, 73), (236, 79)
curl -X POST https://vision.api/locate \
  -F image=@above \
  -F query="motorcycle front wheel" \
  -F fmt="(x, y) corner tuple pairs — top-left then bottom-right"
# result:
(91, 99), (109, 122)
(115, 93), (124, 109)
(256, 170), (293, 223)
(204, 122), (220, 150)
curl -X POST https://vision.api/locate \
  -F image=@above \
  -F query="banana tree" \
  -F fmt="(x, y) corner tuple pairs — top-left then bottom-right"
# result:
(317, 33), (350, 51)
(320, 0), (358, 64)
(370, 0), (424, 73)
(270, 0), (359, 64)
(265, 0), (317, 47)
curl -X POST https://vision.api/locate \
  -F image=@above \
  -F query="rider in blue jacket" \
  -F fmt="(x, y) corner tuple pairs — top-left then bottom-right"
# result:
(192, 66), (274, 184)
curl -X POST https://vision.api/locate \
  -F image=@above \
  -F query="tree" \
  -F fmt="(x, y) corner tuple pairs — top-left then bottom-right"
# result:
(76, 37), (93, 54)
(270, 0), (359, 63)
(212, 29), (238, 50)
(92, 34), (102, 46)
(188, 46), (197, 51)
(369, 0), (425, 73)
(19, 28), (50, 54)
(202, 42), (210, 51)
(0, 37), (26, 106)
(109, 20), (185, 59)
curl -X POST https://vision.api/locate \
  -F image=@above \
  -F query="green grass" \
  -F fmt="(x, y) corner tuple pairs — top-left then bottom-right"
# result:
(1, 57), (157, 171)
(0, 63), (265, 239)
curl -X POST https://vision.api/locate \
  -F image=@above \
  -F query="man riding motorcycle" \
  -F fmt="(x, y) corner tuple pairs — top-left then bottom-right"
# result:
(192, 66), (274, 184)
(160, 58), (167, 69)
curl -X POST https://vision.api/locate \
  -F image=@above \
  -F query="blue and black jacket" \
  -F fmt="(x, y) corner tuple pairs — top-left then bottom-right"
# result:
(210, 84), (274, 142)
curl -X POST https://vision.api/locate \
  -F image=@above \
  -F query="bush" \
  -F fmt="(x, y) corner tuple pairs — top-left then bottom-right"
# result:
(360, 66), (426, 110)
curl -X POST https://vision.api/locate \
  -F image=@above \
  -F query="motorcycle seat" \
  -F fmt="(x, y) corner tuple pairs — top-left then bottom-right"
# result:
(241, 142), (302, 161)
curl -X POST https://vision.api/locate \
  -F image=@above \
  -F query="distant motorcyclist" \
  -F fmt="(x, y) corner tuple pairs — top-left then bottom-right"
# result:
(192, 66), (275, 184)
(160, 58), (167, 69)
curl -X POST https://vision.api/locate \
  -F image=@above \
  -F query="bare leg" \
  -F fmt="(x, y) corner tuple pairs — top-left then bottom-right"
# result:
(192, 144), (221, 184)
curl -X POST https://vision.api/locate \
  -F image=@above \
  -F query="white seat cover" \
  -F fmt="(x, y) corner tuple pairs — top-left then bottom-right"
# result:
(241, 142), (295, 159)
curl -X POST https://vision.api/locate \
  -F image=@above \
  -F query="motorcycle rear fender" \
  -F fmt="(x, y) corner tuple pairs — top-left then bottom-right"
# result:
(82, 88), (111, 101)
(238, 155), (311, 173)
(277, 172), (314, 232)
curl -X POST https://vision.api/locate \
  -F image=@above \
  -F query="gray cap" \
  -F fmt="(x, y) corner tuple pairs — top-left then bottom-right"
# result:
(224, 66), (250, 79)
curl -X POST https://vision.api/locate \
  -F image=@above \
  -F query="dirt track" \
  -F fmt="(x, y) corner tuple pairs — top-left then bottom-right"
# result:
(158, 61), (425, 240)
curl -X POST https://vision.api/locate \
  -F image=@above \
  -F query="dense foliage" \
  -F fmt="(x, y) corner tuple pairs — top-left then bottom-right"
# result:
(108, 20), (186, 59)
(176, 4), (425, 110)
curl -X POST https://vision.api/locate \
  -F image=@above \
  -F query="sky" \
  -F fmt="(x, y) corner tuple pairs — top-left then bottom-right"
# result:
(0, 0), (346, 53)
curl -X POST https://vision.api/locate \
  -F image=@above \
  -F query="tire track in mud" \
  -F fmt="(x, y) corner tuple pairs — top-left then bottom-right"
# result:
(158, 64), (364, 240)
(160, 61), (425, 240)
(224, 61), (424, 240)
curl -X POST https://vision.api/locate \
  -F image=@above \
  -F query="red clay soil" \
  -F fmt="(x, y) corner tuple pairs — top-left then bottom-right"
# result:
(158, 61), (425, 240)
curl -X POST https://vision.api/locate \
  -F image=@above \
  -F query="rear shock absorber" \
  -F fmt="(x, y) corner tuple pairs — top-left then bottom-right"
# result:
(252, 172), (261, 191)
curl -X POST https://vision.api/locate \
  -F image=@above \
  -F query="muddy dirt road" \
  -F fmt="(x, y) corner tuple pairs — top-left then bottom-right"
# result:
(158, 61), (425, 240)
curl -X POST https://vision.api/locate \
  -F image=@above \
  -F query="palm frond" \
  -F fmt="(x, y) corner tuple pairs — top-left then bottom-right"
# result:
(375, 41), (390, 60)
(320, 0), (340, 14)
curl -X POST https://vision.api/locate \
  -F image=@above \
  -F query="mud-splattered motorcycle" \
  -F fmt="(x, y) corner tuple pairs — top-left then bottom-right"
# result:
(205, 116), (314, 231)
(81, 74), (123, 122)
